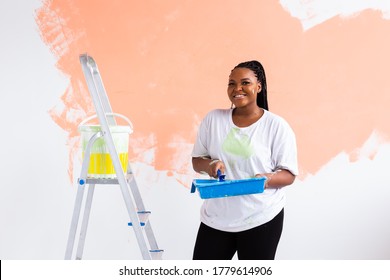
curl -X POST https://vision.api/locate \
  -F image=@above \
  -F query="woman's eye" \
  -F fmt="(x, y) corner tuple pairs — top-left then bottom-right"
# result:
(242, 81), (250, 85)
(228, 82), (235, 86)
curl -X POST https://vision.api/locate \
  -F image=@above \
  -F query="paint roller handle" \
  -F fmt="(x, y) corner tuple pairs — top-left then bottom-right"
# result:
(217, 169), (226, 182)
(79, 113), (134, 132)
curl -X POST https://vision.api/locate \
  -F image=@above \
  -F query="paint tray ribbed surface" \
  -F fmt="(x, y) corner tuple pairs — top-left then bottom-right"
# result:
(191, 177), (266, 199)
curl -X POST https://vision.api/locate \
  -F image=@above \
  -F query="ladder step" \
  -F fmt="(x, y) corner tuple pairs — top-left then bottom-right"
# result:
(128, 210), (151, 226)
(150, 249), (164, 260)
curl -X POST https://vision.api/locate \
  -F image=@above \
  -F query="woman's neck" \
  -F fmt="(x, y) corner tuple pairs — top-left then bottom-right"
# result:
(233, 105), (262, 117)
(232, 106), (264, 127)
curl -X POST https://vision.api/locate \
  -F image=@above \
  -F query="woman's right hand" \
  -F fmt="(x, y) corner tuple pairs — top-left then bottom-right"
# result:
(192, 157), (226, 179)
(208, 159), (225, 179)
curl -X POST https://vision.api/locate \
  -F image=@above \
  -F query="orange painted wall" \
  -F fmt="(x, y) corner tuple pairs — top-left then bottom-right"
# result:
(36, 0), (390, 180)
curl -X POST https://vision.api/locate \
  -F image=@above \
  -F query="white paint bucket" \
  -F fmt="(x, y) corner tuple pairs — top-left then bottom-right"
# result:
(78, 113), (133, 179)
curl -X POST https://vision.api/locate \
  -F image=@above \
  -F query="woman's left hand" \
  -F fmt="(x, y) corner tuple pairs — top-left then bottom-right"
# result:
(255, 170), (295, 189)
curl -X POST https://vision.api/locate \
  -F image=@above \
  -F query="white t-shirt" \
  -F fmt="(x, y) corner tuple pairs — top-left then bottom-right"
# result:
(192, 109), (299, 232)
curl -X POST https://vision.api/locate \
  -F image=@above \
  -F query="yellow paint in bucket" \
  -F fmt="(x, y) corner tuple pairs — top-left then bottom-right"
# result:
(78, 124), (132, 178)
(84, 152), (129, 176)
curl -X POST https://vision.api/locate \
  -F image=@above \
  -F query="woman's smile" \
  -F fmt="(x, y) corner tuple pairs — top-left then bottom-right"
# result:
(233, 93), (247, 99)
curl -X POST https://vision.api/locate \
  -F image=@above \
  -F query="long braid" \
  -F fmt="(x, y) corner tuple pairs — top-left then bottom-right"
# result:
(233, 60), (269, 110)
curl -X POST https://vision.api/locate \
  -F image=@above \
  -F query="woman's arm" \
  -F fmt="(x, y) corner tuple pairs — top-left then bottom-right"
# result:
(255, 169), (296, 189)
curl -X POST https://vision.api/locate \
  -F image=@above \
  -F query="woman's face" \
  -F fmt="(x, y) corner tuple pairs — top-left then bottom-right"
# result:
(228, 67), (261, 109)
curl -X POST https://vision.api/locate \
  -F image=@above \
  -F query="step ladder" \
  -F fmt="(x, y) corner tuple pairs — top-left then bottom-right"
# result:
(64, 53), (163, 260)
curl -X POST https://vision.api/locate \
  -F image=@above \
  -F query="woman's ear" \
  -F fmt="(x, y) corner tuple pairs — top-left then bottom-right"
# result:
(257, 82), (262, 93)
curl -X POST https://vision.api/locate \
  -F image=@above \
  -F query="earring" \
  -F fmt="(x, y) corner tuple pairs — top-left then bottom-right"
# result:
(230, 103), (234, 109)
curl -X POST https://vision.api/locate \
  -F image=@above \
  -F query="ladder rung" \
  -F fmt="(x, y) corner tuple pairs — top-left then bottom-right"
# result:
(150, 249), (164, 260)
(128, 210), (151, 226)
(128, 222), (146, 226)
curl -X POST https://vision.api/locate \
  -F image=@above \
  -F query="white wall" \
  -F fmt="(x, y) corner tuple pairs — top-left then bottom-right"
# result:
(280, 141), (390, 259)
(0, 0), (69, 259)
(0, 1), (389, 260)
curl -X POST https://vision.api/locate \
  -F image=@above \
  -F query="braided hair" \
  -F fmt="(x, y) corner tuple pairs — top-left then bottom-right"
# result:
(233, 60), (269, 110)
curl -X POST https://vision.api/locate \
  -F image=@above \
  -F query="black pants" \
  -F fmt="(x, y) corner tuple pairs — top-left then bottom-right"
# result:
(193, 209), (284, 260)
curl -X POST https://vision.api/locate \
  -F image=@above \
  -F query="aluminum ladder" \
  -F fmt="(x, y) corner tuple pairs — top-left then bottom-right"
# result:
(64, 54), (163, 260)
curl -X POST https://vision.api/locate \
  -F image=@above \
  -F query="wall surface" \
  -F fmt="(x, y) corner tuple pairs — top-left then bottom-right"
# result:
(1, 0), (389, 260)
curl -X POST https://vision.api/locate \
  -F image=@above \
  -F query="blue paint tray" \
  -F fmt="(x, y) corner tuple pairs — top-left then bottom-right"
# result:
(191, 177), (266, 199)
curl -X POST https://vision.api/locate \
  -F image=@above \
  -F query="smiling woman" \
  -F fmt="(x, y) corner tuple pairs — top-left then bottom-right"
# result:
(228, 65), (263, 127)
(229, 61), (268, 112)
(191, 60), (298, 260)
(30, 0), (390, 261)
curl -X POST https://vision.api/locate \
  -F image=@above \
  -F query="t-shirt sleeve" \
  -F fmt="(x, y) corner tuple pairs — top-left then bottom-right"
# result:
(191, 113), (210, 158)
(271, 119), (299, 176)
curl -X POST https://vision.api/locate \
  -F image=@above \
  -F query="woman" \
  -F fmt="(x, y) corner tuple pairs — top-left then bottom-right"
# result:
(191, 60), (298, 260)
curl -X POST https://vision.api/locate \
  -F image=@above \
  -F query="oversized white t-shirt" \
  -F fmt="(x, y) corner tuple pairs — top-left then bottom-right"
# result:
(192, 109), (299, 232)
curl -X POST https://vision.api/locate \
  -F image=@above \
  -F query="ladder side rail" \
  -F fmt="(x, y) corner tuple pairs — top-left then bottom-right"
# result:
(92, 71), (116, 125)
(81, 59), (152, 260)
(64, 184), (85, 260)
(144, 222), (160, 252)
(75, 183), (95, 260)
(65, 131), (101, 259)
(95, 94), (152, 260)
(126, 166), (147, 210)
(80, 54), (116, 126)
(127, 168), (160, 251)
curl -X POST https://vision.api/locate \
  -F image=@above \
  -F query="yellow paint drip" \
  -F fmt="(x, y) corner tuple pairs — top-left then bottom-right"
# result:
(84, 153), (128, 177)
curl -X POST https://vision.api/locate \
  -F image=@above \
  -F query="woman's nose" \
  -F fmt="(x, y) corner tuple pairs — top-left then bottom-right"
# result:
(234, 84), (243, 91)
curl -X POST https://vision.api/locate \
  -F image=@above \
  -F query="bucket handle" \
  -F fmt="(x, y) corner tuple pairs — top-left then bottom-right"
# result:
(79, 113), (134, 132)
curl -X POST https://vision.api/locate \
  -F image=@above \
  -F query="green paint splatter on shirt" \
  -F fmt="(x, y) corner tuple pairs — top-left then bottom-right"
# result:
(222, 128), (254, 159)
